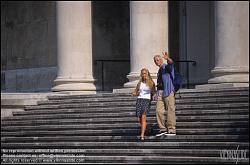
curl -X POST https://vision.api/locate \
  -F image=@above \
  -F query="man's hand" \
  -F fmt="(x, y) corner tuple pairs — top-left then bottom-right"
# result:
(162, 51), (173, 64)
(162, 51), (169, 60)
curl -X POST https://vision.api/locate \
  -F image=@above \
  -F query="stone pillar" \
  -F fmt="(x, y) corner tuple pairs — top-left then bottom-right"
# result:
(208, 1), (249, 87)
(52, 1), (96, 93)
(124, 1), (169, 88)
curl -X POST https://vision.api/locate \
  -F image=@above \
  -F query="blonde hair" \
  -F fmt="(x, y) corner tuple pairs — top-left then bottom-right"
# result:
(133, 68), (156, 96)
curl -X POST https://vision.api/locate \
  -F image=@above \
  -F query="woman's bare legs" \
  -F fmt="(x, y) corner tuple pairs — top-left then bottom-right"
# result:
(140, 112), (147, 140)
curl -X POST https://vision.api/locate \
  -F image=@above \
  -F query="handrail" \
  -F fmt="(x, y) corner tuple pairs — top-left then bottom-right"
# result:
(94, 59), (130, 91)
(95, 59), (196, 90)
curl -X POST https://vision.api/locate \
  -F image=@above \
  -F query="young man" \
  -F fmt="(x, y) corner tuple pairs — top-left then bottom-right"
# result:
(153, 52), (176, 136)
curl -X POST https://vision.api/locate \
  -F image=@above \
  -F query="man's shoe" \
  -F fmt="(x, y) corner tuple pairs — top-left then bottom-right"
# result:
(155, 131), (167, 137)
(165, 132), (176, 136)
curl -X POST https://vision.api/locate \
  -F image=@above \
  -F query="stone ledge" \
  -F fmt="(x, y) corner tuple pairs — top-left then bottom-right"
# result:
(1, 92), (68, 119)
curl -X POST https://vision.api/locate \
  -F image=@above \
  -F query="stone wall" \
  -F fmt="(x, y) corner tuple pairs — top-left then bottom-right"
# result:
(1, 1), (130, 92)
(1, 1), (57, 92)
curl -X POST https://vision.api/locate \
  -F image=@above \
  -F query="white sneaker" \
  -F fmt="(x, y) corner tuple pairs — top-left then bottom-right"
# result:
(155, 131), (167, 137)
(165, 132), (176, 136)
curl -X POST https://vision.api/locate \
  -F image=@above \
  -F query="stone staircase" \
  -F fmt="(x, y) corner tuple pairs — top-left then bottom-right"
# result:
(1, 87), (249, 164)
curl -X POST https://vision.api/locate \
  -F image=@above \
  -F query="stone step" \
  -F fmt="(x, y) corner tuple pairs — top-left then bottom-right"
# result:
(15, 103), (249, 115)
(175, 90), (249, 99)
(47, 93), (131, 100)
(2, 115), (249, 124)
(47, 87), (249, 100)
(38, 92), (249, 105)
(13, 106), (250, 116)
(1, 88), (248, 164)
(2, 121), (248, 132)
(1, 155), (249, 164)
(37, 97), (249, 106)
(24, 102), (249, 111)
(1, 147), (249, 163)
(3, 109), (250, 121)
(2, 115), (248, 126)
(1, 141), (248, 149)
(1, 128), (248, 137)
(2, 148), (247, 156)
(2, 135), (249, 143)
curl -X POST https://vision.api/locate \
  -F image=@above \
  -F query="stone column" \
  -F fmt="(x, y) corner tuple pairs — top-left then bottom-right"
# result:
(208, 1), (249, 87)
(52, 1), (96, 93)
(124, 1), (169, 88)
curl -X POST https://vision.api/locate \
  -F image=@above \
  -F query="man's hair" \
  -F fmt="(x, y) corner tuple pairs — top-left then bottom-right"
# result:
(153, 55), (162, 61)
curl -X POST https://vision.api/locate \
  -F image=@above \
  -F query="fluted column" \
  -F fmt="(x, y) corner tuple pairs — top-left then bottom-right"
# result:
(208, 1), (249, 86)
(52, 1), (96, 92)
(124, 1), (169, 88)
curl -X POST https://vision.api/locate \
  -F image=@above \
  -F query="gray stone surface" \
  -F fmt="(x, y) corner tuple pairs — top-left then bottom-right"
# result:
(1, 88), (249, 163)
(1, 2), (130, 92)
(1, 92), (67, 119)
(1, 108), (24, 119)
(2, 67), (57, 92)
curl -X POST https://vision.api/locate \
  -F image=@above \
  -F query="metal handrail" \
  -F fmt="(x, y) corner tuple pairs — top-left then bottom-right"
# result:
(175, 60), (196, 89)
(95, 59), (196, 90)
(95, 59), (130, 91)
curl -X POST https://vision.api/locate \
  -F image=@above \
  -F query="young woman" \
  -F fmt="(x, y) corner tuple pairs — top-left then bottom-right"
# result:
(132, 68), (156, 141)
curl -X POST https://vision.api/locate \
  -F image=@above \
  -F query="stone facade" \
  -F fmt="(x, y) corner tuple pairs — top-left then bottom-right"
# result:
(1, 1), (57, 92)
(1, 1), (249, 92)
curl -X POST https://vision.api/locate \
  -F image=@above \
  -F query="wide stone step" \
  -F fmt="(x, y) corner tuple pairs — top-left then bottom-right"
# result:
(174, 90), (249, 99)
(15, 106), (249, 116)
(47, 87), (249, 100)
(1, 147), (249, 162)
(1, 88), (248, 164)
(1, 141), (248, 149)
(24, 102), (249, 111)
(81, 156), (249, 164)
(11, 108), (249, 119)
(38, 92), (249, 105)
(6, 109), (250, 121)
(2, 135), (249, 143)
(36, 97), (249, 106)
(1, 155), (249, 164)
(2, 148), (247, 156)
(47, 93), (131, 100)
(2, 115), (249, 124)
(38, 97), (137, 105)
(2, 121), (249, 132)
(2, 115), (249, 126)
(1, 128), (248, 137)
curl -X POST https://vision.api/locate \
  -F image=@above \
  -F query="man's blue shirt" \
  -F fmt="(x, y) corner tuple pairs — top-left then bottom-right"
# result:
(157, 63), (175, 97)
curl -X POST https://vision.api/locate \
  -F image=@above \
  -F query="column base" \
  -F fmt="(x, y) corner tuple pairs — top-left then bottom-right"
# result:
(208, 74), (249, 84)
(209, 66), (249, 83)
(123, 81), (139, 88)
(113, 88), (134, 94)
(51, 78), (96, 93)
(123, 72), (157, 88)
(123, 72), (140, 88)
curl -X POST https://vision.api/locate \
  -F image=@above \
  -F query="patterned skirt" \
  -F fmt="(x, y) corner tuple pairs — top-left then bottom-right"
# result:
(135, 98), (151, 118)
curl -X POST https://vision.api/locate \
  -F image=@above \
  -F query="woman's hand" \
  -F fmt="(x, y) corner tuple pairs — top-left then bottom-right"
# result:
(152, 93), (158, 101)
(132, 91), (137, 96)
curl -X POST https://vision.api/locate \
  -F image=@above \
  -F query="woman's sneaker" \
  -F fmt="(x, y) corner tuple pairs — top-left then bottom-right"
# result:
(155, 131), (167, 137)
